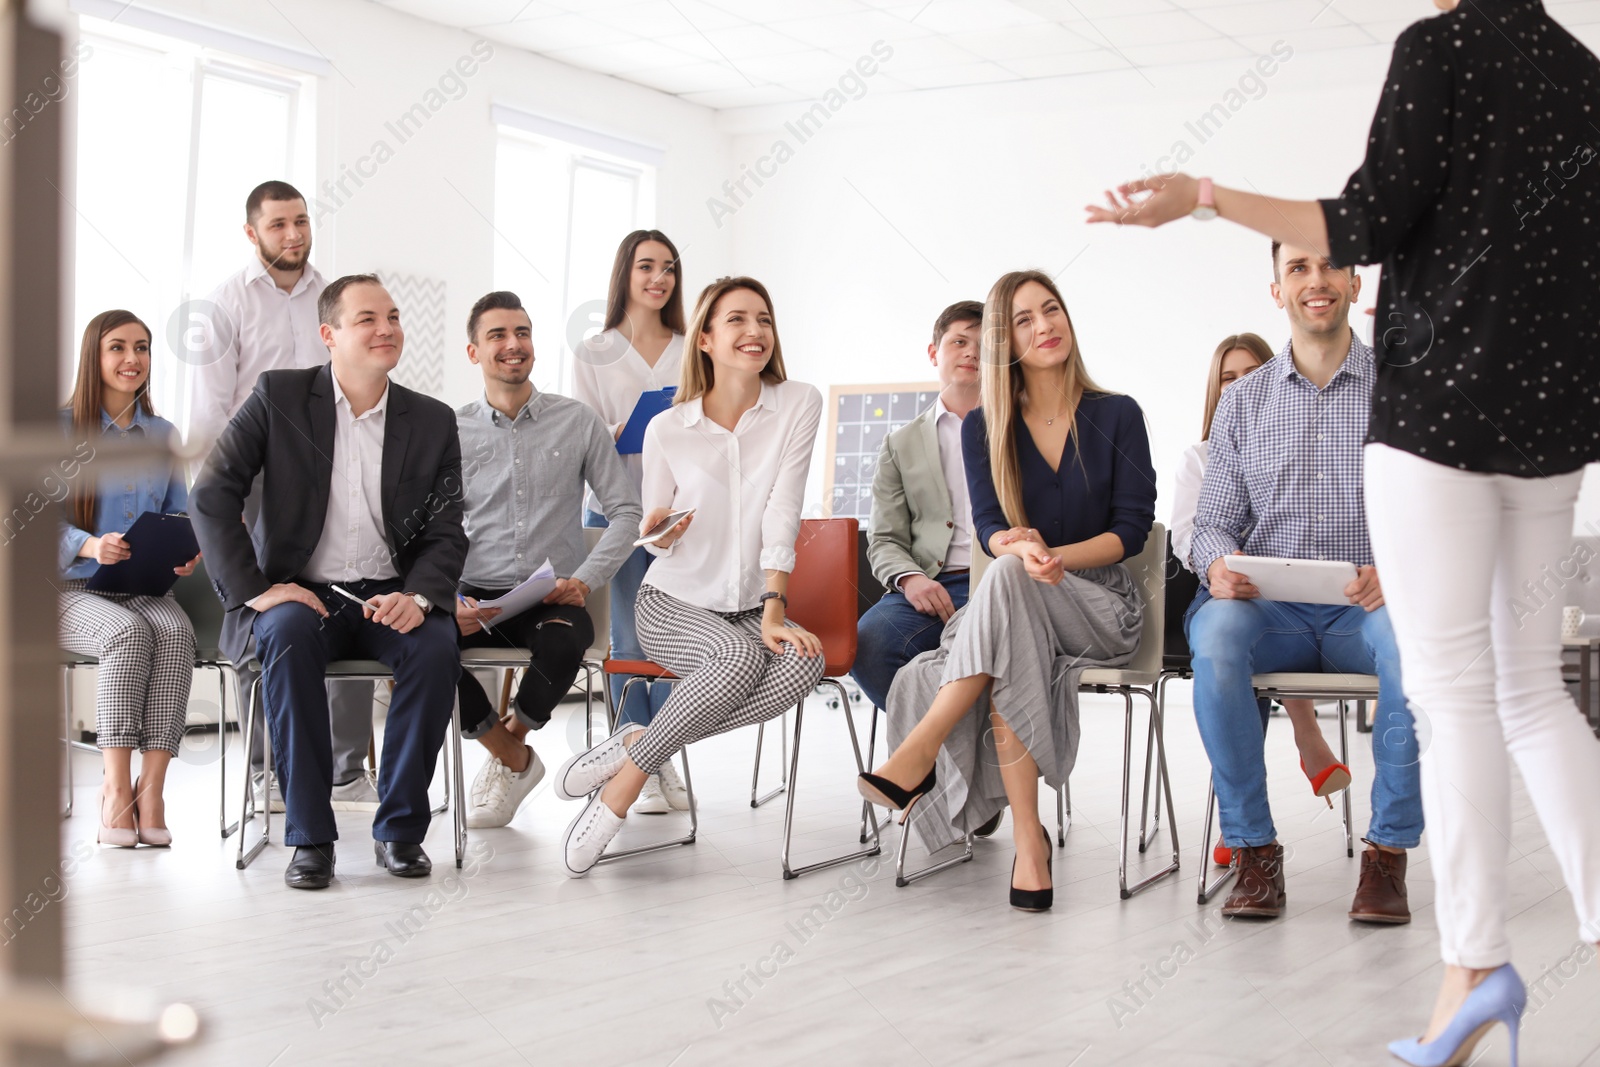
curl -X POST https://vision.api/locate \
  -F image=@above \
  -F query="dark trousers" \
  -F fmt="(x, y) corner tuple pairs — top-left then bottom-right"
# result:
(252, 578), (459, 847)
(456, 585), (594, 737)
(851, 571), (970, 710)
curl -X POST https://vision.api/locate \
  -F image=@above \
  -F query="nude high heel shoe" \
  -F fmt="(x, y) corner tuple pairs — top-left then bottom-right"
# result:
(132, 777), (171, 847)
(96, 785), (137, 848)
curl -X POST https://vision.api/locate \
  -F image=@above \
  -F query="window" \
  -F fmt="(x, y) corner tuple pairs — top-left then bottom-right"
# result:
(72, 18), (315, 429)
(492, 114), (658, 397)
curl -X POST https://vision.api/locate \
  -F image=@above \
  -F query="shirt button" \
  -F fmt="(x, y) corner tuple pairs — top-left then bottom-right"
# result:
(936, 560), (944, 567)
(516, 490), (523, 496)
(1316, 473), (1324, 479)
(516, 521), (523, 527)
(946, 521), (954, 528)
(516, 553), (523, 560)
(515, 459), (521, 465)
(553, 451), (559, 457)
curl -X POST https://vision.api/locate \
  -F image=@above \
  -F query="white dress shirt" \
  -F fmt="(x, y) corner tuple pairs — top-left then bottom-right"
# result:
(933, 396), (973, 570)
(303, 374), (397, 584)
(1170, 440), (1207, 574)
(571, 327), (685, 517)
(640, 379), (822, 612)
(186, 257), (328, 449)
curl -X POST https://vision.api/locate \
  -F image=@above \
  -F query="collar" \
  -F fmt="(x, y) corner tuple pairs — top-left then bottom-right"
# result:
(331, 370), (389, 418)
(478, 387), (541, 426)
(245, 255), (322, 297)
(99, 403), (150, 434)
(680, 380), (779, 428)
(1276, 333), (1375, 387)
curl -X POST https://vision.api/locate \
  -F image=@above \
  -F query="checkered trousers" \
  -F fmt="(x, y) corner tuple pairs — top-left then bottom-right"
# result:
(59, 582), (196, 754)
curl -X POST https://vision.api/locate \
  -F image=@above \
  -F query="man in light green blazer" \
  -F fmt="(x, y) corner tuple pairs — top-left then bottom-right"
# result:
(854, 301), (983, 714)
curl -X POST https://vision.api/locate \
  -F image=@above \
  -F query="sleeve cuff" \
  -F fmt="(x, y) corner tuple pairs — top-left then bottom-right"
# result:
(759, 547), (796, 573)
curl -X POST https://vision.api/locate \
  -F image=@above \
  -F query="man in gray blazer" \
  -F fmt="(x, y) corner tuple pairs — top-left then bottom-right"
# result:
(854, 301), (983, 713)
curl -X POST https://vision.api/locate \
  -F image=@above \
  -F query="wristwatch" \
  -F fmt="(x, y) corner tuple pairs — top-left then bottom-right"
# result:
(1191, 177), (1218, 221)
(408, 592), (431, 614)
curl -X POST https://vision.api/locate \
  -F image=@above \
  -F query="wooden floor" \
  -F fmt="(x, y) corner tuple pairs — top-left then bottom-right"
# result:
(56, 685), (1600, 1067)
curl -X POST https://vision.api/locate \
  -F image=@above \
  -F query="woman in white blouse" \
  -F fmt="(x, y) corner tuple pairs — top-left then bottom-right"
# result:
(573, 230), (689, 815)
(554, 276), (826, 876)
(1174, 332), (1349, 867)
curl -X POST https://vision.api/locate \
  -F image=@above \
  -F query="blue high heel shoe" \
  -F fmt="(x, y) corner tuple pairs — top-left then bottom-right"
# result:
(1388, 963), (1525, 1067)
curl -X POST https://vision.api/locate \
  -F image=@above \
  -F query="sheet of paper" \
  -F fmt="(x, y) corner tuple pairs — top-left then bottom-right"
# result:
(474, 559), (558, 628)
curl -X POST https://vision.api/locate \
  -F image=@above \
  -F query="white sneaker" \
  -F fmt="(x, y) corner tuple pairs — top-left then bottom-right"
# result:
(632, 774), (670, 815)
(562, 793), (625, 877)
(555, 723), (646, 801)
(658, 759), (691, 811)
(330, 773), (380, 812)
(465, 746), (546, 829)
(252, 772), (285, 814)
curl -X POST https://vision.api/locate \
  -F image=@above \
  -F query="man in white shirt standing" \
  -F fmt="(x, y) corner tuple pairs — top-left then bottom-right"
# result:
(186, 180), (377, 813)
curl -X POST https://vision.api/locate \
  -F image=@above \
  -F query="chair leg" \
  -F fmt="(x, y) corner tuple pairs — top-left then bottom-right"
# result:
(236, 674), (271, 870)
(451, 697), (467, 868)
(750, 711), (787, 808)
(1197, 778), (1236, 904)
(597, 677), (697, 864)
(1060, 777), (1071, 843)
(218, 667), (238, 838)
(62, 666), (74, 819)
(1119, 688), (1180, 899)
(1136, 685), (1160, 853)
(894, 807), (973, 888)
(780, 680), (882, 880)
(431, 721), (450, 817)
(1339, 699), (1354, 858)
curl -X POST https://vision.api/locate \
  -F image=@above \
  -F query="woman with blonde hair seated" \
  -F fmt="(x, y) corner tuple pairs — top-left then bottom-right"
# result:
(859, 269), (1156, 912)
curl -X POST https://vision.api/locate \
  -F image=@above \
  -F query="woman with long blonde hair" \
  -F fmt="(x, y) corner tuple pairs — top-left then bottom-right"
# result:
(859, 270), (1156, 911)
(554, 276), (825, 877)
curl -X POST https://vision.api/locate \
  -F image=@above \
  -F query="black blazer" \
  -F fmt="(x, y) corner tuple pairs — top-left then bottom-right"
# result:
(192, 364), (468, 664)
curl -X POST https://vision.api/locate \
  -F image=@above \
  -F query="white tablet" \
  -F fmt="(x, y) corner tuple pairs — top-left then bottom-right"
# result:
(1221, 555), (1358, 606)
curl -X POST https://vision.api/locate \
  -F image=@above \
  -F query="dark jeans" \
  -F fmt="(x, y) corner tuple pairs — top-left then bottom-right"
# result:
(456, 585), (594, 737)
(252, 578), (458, 847)
(851, 571), (970, 710)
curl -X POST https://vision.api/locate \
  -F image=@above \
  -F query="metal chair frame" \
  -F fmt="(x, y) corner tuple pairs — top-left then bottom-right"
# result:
(1193, 674), (1373, 905)
(235, 660), (467, 871)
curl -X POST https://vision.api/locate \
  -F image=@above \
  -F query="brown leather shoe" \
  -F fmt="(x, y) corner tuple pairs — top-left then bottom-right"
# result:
(1349, 845), (1410, 924)
(1220, 843), (1286, 919)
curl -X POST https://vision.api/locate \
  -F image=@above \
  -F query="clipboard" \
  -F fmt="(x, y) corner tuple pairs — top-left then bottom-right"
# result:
(616, 387), (676, 455)
(84, 513), (200, 597)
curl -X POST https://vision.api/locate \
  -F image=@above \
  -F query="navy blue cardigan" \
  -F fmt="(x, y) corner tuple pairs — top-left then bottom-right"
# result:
(962, 392), (1156, 561)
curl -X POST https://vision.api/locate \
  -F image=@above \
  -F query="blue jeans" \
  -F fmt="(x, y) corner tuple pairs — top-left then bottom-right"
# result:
(852, 572), (969, 710)
(1185, 590), (1422, 850)
(586, 510), (671, 729)
(252, 579), (458, 847)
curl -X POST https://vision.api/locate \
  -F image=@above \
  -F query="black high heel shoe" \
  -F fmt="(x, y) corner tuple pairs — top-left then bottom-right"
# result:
(1010, 825), (1053, 912)
(856, 766), (937, 823)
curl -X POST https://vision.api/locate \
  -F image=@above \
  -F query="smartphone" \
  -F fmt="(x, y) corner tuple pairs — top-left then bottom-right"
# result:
(329, 584), (374, 611)
(633, 508), (695, 547)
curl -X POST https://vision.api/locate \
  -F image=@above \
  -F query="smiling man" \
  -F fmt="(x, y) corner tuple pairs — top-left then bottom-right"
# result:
(452, 291), (640, 829)
(192, 274), (467, 890)
(1186, 242), (1421, 924)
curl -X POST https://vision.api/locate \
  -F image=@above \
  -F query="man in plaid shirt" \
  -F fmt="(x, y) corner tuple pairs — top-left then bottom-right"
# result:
(1188, 241), (1421, 924)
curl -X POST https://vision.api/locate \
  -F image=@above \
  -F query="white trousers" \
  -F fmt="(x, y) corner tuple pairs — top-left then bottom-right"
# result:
(1365, 443), (1600, 966)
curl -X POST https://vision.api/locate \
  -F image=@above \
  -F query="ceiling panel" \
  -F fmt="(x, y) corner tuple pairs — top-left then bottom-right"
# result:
(368, 0), (1600, 110)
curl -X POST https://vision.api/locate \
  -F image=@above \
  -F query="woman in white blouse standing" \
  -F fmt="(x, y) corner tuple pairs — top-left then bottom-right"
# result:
(573, 230), (689, 815)
(1171, 332), (1350, 868)
(555, 276), (826, 876)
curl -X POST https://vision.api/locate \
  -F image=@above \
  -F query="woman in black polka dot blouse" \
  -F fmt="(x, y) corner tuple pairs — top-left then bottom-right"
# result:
(1088, 3), (1600, 1065)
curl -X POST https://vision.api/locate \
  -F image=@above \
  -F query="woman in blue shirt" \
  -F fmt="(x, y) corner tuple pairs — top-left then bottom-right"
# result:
(59, 310), (198, 848)
(860, 271), (1155, 912)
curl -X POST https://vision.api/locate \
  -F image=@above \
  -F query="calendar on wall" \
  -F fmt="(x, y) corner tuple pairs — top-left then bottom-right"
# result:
(824, 383), (940, 524)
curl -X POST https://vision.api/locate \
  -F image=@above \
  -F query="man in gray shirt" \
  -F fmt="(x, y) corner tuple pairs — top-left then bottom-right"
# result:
(453, 291), (642, 828)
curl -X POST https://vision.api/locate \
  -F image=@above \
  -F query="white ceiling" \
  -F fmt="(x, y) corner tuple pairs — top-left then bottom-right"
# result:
(371, 0), (1600, 110)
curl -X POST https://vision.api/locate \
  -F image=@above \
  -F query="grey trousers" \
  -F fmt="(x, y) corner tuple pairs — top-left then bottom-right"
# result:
(886, 554), (1141, 854)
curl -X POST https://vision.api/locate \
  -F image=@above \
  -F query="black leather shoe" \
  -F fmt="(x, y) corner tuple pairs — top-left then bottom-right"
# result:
(973, 809), (1004, 839)
(285, 844), (336, 890)
(375, 840), (432, 878)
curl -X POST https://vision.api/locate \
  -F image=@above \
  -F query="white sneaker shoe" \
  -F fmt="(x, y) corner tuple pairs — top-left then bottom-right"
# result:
(562, 793), (625, 877)
(252, 772), (285, 814)
(330, 773), (380, 812)
(465, 747), (546, 829)
(632, 774), (670, 815)
(555, 723), (646, 801)
(657, 759), (691, 811)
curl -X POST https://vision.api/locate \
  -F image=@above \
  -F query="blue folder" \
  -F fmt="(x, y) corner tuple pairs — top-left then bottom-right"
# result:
(84, 512), (200, 597)
(616, 387), (677, 455)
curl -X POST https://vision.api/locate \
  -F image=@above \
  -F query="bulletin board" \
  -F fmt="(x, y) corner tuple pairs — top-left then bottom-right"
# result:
(824, 382), (939, 524)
